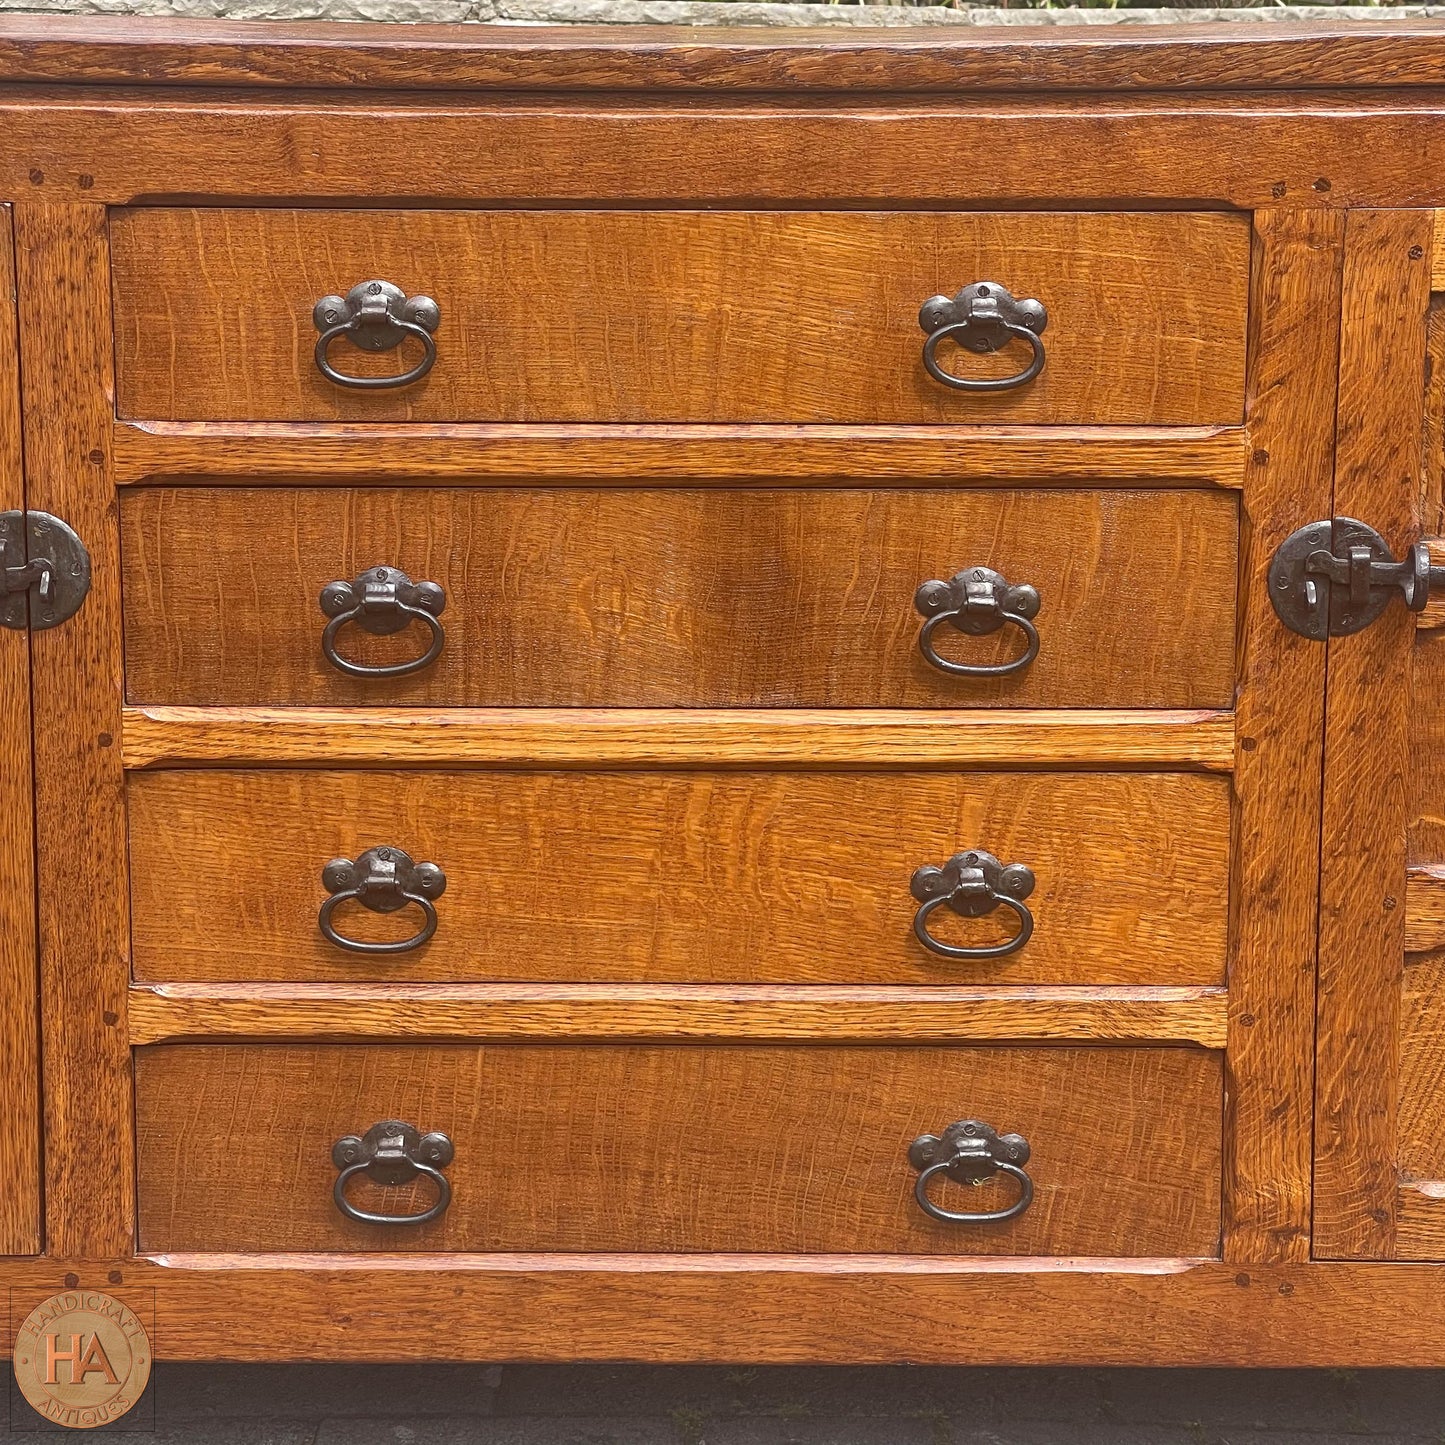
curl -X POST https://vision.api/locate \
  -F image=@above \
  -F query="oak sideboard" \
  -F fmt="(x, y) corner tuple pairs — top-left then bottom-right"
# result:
(2, 14), (1445, 1367)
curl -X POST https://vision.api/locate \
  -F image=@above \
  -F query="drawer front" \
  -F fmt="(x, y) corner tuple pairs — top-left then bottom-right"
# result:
(109, 209), (1248, 424)
(120, 487), (1237, 709)
(128, 769), (1228, 985)
(135, 1044), (1223, 1255)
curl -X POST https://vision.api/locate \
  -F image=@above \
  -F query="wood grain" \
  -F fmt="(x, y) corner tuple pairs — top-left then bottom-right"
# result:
(21, 95), (1445, 211)
(127, 769), (1229, 986)
(127, 982), (1230, 1048)
(120, 706), (1236, 771)
(1387, 954), (1445, 1258)
(119, 487), (1238, 710)
(1405, 864), (1445, 951)
(109, 209), (1248, 426)
(0, 207), (40, 1255)
(20, 1257), (1445, 1365)
(1222, 209), (1343, 1263)
(1313, 211), (1434, 1260)
(8, 17), (1445, 93)
(134, 1043), (1223, 1257)
(15, 204), (133, 1258)
(111, 422), (1247, 488)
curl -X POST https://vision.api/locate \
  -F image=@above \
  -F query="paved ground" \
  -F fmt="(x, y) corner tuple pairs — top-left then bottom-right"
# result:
(5, 1365), (1445, 1442)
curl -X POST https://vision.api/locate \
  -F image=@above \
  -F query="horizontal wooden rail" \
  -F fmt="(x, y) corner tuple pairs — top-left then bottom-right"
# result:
(127, 982), (1228, 1048)
(112, 422), (1246, 487)
(1406, 864), (1445, 950)
(121, 707), (1236, 771)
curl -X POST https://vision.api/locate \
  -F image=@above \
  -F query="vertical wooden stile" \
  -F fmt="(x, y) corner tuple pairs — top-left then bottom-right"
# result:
(0, 205), (40, 1255)
(1313, 209), (1436, 1259)
(1225, 210), (1344, 1262)
(15, 204), (132, 1258)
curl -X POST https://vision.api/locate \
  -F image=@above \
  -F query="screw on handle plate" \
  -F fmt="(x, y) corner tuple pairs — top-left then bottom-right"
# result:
(910, 850), (1036, 961)
(918, 282), (1048, 393)
(312, 280), (441, 390)
(913, 567), (1040, 679)
(320, 846), (447, 955)
(331, 1120), (454, 1226)
(319, 566), (447, 679)
(907, 1119), (1034, 1225)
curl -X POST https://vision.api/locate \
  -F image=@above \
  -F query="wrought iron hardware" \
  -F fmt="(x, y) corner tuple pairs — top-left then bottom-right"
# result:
(319, 566), (447, 679)
(914, 567), (1040, 678)
(0, 511), (90, 632)
(918, 282), (1048, 392)
(910, 850), (1036, 961)
(331, 1120), (455, 1226)
(320, 846), (447, 954)
(312, 280), (441, 390)
(1270, 517), (1445, 640)
(908, 1118), (1034, 1225)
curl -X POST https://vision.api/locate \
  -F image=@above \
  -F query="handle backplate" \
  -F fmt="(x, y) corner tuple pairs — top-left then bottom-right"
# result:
(910, 849), (1036, 961)
(908, 1118), (1034, 1225)
(914, 567), (1040, 679)
(312, 280), (441, 390)
(918, 282), (1048, 392)
(331, 1119), (455, 1226)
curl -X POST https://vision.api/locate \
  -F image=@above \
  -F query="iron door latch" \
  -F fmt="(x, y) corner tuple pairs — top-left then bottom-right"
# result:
(0, 511), (90, 632)
(1269, 517), (1445, 640)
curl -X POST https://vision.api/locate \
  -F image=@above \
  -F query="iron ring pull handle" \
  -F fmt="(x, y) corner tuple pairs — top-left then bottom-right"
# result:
(332, 1121), (454, 1227)
(914, 567), (1040, 679)
(910, 850), (1036, 961)
(908, 1119), (1034, 1226)
(319, 566), (447, 680)
(918, 281), (1048, 393)
(312, 280), (441, 391)
(320, 847), (447, 955)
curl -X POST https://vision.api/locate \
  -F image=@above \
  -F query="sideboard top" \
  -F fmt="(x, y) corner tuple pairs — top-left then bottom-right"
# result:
(3, 14), (1445, 93)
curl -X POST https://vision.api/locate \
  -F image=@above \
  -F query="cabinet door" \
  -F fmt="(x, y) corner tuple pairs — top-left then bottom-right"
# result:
(1314, 209), (1445, 1258)
(0, 204), (41, 1255)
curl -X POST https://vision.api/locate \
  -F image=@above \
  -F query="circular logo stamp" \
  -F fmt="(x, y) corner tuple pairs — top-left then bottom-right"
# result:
(11, 1289), (151, 1430)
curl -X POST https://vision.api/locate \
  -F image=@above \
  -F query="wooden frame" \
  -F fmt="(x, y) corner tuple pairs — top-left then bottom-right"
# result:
(0, 204), (40, 1258)
(4, 16), (1445, 1363)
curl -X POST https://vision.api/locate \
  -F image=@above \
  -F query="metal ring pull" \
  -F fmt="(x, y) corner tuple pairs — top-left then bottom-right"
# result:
(918, 282), (1048, 393)
(913, 566), (1040, 679)
(312, 280), (441, 390)
(910, 850), (1035, 961)
(908, 1119), (1033, 1225)
(319, 566), (447, 679)
(320, 846), (447, 955)
(332, 1120), (454, 1227)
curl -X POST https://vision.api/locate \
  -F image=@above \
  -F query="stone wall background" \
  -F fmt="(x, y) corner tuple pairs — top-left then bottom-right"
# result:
(0, 0), (1438, 23)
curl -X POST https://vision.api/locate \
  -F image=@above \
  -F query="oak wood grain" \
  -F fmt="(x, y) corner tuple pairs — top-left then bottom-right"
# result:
(6, 17), (1445, 93)
(127, 769), (1229, 986)
(109, 209), (1248, 426)
(127, 982), (1230, 1048)
(1222, 209), (1342, 1263)
(0, 207), (40, 1255)
(119, 486), (1238, 710)
(1387, 954), (1445, 1258)
(15, 203), (133, 1258)
(20, 95), (1445, 211)
(1313, 211), (1434, 1260)
(111, 422), (1247, 487)
(134, 1043), (1223, 1257)
(121, 706), (1237, 772)
(20, 1257), (1445, 1365)
(1405, 864), (1445, 951)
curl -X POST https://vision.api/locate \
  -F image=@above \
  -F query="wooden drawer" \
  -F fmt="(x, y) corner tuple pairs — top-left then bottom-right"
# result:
(119, 487), (1237, 709)
(134, 1043), (1223, 1255)
(109, 209), (1249, 425)
(128, 769), (1228, 986)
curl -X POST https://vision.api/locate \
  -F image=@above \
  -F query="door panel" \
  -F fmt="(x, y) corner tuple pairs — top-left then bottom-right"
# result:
(0, 205), (41, 1254)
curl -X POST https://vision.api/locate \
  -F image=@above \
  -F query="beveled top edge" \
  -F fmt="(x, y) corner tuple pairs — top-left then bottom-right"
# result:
(1, 14), (1445, 93)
